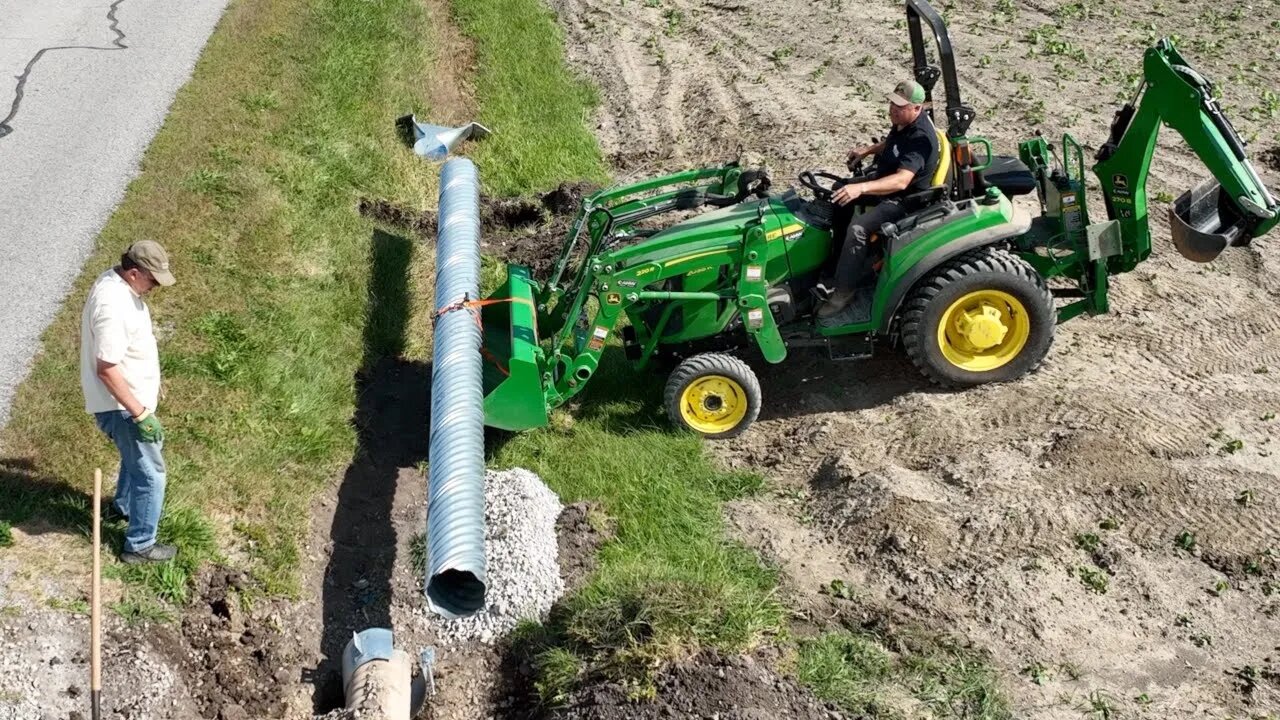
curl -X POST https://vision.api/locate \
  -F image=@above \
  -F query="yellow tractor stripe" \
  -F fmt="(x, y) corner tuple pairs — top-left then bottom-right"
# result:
(662, 248), (724, 267)
(766, 223), (804, 241)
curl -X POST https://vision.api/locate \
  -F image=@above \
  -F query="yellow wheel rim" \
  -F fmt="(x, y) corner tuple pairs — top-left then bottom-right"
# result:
(936, 289), (1031, 372)
(680, 375), (749, 434)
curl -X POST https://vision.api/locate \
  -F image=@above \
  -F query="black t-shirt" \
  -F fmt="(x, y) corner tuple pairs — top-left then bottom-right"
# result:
(874, 113), (940, 197)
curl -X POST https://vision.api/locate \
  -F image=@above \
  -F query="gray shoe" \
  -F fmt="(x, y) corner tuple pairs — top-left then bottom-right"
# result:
(121, 543), (177, 565)
(817, 288), (857, 318)
(818, 288), (873, 327)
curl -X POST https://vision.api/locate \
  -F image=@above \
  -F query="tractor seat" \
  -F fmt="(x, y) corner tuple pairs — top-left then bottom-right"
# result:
(978, 156), (1037, 197)
(893, 127), (953, 213)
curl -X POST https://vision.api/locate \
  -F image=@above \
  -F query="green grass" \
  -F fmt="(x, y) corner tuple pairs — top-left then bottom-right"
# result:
(451, 0), (609, 195)
(797, 632), (892, 714)
(491, 354), (783, 696)
(0, 0), (437, 602)
(0, 521), (11, 548)
(798, 630), (1012, 719)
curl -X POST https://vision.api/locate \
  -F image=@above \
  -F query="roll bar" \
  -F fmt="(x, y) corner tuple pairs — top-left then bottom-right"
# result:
(905, 0), (976, 138)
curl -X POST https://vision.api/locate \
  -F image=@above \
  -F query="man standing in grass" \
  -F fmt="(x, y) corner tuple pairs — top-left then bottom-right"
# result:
(80, 241), (177, 564)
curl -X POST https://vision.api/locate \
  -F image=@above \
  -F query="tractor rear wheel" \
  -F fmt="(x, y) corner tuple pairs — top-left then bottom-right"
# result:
(901, 246), (1054, 388)
(664, 353), (761, 439)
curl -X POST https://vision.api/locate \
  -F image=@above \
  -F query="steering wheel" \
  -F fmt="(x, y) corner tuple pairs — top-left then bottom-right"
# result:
(798, 170), (846, 202)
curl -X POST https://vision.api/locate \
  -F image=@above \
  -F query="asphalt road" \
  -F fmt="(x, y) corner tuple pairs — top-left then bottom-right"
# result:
(0, 0), (228, 432)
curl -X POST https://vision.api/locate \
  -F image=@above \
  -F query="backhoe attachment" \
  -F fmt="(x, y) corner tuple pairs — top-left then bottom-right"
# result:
(1094, 38), (1277, 266)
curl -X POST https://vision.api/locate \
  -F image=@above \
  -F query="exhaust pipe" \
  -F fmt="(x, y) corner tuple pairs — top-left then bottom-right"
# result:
(425, 158), (488, 618)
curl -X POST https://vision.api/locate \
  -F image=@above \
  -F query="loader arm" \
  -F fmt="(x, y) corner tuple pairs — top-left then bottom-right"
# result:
(1093, 39), (1278, 272)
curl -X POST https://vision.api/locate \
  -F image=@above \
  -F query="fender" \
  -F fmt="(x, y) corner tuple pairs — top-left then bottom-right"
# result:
(878, 207), (1032, 333)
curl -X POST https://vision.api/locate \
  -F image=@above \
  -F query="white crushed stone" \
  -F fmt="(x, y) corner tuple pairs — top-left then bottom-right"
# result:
(427, 468), (564, 645)
(0, 608), (191, 720)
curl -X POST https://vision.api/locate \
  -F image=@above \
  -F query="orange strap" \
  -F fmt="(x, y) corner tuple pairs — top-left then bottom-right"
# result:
(433, 295), (539, 378)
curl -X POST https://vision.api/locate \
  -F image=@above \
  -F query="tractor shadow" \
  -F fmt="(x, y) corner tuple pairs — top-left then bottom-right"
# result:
(483, 343), (930, 447)
(311, 229), (432, 711)
(750, 346), (935, 422)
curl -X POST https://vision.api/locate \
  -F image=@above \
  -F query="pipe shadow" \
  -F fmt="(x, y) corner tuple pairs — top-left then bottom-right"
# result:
(312, 229), (432, 712)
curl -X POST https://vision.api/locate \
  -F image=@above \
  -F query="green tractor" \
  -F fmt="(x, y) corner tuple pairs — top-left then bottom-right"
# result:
(476, 0), (1278, 439)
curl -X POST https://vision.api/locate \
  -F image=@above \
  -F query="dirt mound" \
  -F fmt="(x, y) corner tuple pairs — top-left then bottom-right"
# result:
(484, 181), (599, 281)
(556, 502), (614, 592)
(361, 181), (596, 282)
(168, 568), (302, 720)
(1263, 147), (1280, 174)
(551, 650), (843, 720)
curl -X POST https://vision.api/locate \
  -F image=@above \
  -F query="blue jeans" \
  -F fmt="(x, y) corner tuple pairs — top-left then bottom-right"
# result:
(94, 410), (167, 553)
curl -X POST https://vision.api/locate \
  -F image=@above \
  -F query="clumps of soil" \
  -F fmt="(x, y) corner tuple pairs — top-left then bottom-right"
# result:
(1261, 146), (1280, 174)
(483, 181), (598, 280)
(1199, 550), (1279, 582)
(359, 181), (597, 281)
(555, 502), (614, 592)
(549, 649), (843, 720)
(169, 568), (302, 720)
(808, 455), (959, 568)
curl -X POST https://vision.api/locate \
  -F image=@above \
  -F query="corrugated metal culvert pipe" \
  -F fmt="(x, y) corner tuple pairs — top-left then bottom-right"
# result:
(424, 157), (488, 618)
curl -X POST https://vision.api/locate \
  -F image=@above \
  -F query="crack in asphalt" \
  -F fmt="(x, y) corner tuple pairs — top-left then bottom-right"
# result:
(0, 0), (128, 140)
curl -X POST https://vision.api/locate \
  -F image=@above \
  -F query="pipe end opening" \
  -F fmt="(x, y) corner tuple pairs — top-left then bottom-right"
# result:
(426, 569), (487, 619)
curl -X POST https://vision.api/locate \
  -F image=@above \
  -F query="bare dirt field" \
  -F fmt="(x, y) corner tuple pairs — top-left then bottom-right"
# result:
(546, 0), (1280, 716)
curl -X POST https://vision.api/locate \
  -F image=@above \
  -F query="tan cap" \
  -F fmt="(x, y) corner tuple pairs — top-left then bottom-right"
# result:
(887, 79), (927, 106)
(126, 240), (175, 286)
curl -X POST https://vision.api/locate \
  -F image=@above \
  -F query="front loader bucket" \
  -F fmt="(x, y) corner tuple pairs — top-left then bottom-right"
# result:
(480, 263), (549, 431)
(1169, 177), (1248, 262)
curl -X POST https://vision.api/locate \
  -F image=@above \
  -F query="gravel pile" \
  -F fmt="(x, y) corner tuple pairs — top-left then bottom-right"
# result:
(427, 468), (565, 645)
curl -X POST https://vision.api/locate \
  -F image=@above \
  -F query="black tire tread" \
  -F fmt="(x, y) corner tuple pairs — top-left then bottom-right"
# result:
(900, 246), (1054, 388)
(663, 352), (762, 439)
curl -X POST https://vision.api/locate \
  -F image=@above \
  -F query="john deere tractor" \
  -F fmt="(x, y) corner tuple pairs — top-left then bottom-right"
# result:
(475, 0), (1277, 439)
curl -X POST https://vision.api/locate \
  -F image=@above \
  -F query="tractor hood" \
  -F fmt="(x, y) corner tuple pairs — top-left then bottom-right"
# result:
(605, 199), (774, 269)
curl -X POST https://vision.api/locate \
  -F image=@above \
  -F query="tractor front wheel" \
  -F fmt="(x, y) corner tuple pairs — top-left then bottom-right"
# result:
(664, 353), (761, 439)
(901, 247), (1055, 388)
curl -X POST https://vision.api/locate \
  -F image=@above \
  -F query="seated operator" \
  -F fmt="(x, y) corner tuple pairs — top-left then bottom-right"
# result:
(819, 79), (940, 321)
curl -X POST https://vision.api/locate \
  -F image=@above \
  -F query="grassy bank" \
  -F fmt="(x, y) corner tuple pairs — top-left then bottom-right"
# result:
(491, 356), (784, 700)
(0, 0), (437, 605)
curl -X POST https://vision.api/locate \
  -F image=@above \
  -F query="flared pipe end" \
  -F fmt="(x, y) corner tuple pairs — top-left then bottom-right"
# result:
(425, 568), (487, 619)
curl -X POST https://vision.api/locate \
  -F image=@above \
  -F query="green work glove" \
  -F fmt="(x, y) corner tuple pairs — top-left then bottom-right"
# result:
(134, 410), (165, 443)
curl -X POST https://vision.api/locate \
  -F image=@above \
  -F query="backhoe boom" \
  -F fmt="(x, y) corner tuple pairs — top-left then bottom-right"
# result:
(1094, 39), (1278, 270)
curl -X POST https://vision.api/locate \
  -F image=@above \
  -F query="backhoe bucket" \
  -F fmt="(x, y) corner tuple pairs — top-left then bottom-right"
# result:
(480, 264), (549, 431)
(1169, 177), (1247, 262)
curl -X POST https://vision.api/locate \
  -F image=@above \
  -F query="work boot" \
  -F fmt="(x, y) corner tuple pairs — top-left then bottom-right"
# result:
(121, 543), (177, 565)
(817, 288), (857, 318)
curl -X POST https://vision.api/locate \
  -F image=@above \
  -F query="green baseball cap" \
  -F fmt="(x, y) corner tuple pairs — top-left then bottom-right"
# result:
(887, 79), (926, 106)
(126, 240), (176, 286)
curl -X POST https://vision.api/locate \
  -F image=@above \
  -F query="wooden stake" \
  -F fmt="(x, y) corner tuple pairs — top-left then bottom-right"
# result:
(91, 468), (102, 720)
